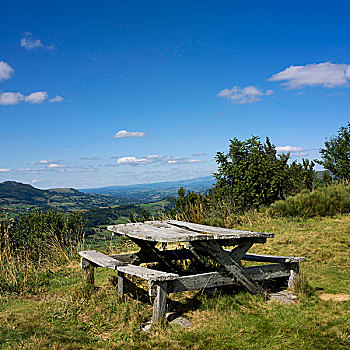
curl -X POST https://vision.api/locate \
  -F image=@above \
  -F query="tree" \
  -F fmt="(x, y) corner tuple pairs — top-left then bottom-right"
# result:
(317, 122), (350, 181)
(214, 136), (315, 210)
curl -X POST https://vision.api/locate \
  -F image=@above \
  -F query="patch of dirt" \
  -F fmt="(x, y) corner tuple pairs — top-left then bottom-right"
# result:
(319, 293), (350, 301)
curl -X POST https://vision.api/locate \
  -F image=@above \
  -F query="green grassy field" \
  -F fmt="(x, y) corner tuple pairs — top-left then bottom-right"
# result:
(1, 215), (349, 349)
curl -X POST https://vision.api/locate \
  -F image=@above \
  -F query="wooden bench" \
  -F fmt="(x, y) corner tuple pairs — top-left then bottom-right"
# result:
(79, 249), (306, 322)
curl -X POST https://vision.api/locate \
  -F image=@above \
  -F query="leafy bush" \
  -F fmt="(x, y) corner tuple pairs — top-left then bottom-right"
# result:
(214, 136), (316, 211)
(268, 183), (350, 218)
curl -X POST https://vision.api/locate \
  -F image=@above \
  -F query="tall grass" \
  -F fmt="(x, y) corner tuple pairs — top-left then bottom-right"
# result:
(0, 208), (86, 294)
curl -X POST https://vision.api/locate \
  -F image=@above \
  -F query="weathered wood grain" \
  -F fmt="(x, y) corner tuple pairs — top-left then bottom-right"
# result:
(117, 264), (179, 281)
(193, 240), (265, 295)
(164, 220), (275, 239)
(286, 262), (300, 289)
(81, 257), (95, 285)
(242, 253), (306, 263)
(229, 243), (253, 261)
(107, 220), (274, 242)
(159, 263), (291, 294)
(118, 271), (125, 297)
(152, 281), (168, 322)
(79, 250), (126, 269)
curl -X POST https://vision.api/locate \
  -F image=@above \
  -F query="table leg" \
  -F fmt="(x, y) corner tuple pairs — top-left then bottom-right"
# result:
(229, 243), (253, 261)
(81, 257), (94, 285)
(118, 271), (125, 297)
(152, 281), (168, 323)
(287, 262), (299, 289)
(194, 240), (265, 295)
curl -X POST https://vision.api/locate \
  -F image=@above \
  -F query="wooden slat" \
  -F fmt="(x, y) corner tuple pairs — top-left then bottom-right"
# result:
(117, 264), (179, 281)
(242, 253), (306, 263)
(164, 220), (275, 239)
(164, 264), (290, 294)
(79, 250), (127, 269)
(107, 222), (206, 242)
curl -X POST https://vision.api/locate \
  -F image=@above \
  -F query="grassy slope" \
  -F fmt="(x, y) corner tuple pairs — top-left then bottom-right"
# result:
(0, 215), (349, 349)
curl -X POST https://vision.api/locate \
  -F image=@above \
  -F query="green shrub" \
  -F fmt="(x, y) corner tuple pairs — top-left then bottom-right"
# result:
(0, 208), (86, 294)
(268, 183), (350, 218)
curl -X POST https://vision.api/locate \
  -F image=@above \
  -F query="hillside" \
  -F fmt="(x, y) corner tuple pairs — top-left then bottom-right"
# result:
(82, 176), (214, 202)
(0, 181), (129, 212)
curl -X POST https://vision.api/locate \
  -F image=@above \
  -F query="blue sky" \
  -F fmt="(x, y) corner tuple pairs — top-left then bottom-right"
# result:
(1, 0), (350, 189)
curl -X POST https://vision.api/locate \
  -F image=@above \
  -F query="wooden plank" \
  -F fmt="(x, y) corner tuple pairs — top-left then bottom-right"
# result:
(242, 253), (306, 263)
(166, 264), (291, 294)
(79, 250), (127, 269)
(108, 222), (206, 242)
(117, 264), (179, 281)
(194, 240), (265, 295)
(107, 220), (274, 242)
(164, 220), (275, 239)
(118, 271), (125, 298)
(81, 257), (94, 285)
(152, 281), (168, 323)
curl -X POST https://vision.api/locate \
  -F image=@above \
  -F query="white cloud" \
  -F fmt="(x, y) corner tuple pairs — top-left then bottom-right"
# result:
(0, 61), (14, 81)
(24, 91), (48, 104)
(114, 154), (205, 167)
(275, 146), (305, 152)
(0, 168), (11, 172)
(0, 91), (50, 105)
(113, 130), (146, 138)
(48, 163), (64, 168)
(0, 92), (24, 105)
(218, 86), (273, 104)
(116, 157), (149, 165)
(49, 95), (63, 102)
(20, 32), (44, 50)
(32, 179), (38, 183)
(268, 62), (350, 89)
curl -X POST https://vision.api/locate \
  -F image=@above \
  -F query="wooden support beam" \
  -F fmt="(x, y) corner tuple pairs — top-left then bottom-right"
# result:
(194, 240), (265, 295)
(229, 243), (253, 262)
(117, 271), (125, 298)
(81, 257), (94, 285)
(152, 281), (168, 323)
(286, 262), (300, 289)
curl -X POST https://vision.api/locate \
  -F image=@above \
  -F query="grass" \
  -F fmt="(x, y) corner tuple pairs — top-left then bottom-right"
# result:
(0, 214), (349, 349)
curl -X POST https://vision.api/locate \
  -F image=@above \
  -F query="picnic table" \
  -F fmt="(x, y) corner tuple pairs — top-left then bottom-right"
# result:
(79, 220), (306, 322)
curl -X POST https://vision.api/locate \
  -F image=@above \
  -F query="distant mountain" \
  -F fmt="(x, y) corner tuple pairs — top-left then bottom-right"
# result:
(0, 181), (129, 211)
(81, 176), (215, 202)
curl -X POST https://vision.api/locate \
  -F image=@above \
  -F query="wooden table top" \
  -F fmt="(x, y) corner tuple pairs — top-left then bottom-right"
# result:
(107, 220), (274, 243)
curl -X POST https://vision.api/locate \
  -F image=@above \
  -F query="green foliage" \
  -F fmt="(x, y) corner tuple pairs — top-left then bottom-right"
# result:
(214, 136), (316, 211)
(11, 208), (86, 263)
(317, 122), (350, 180)
(268, 183), (350, 218)
(0, 208), (86, 294)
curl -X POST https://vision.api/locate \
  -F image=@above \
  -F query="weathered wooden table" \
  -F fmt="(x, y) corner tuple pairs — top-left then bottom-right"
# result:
(79, 220), (305, 322)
